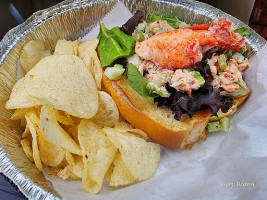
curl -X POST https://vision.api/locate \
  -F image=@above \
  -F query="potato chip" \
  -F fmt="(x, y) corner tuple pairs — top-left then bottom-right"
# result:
(22, 125), (30, 138)
(65, 151), (75, 166)
(105, 153), (135, 187)
(78, 38), (102, 90)
(90, 50), (103, 91)
(65, 151), (83, 179)
(20, 135), (33, 162)
(5, 78), (42, 109)
(71, 116), (82, 125)
(71, 155), (83, 179)
(67, 174), (81, 180)
(54, 39), (80, 56)
(67, 126), (79, 144)
(50, 163), (80, 180)
(114, 121), (148, 140)
(38, 132), (65, 167)
(78, 120), (116, 193)
(90, 91), (119, 127)
(11, 106), (41, 120)
(25, 55), (98, 119)
(58, 166), (72, 180)
(40, 104), (82, 155)
(25, 109), (43, 171)
(50, 165), (72, 180)
(54, 110), (74, 126)
(78, 38), (98, 69)
(20, 118), (27, 127)
(103, 127), (160, 181)
(20, 40), (50, 72)
(11, 108), (29, 120)
(40, 50), (52, 59)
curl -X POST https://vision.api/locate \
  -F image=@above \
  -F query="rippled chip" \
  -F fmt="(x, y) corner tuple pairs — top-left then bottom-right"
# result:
(103, 127), (160, 181)
(65, 151), (83, 179)
(67, 126), (79, 144)
(40, 104), (82, 155)
(78, 38), (102, 90)
(114, 121), (148, 140)
(5, 78), (42, 109)
(54, 110), (74, 126)
(71, 156), (83, 179)
(24, 55), (98, 119)
(38, 132), (65, 167)
(78, 120), (116, 193)
(20, 134), (33, 162)
(54, 39), (80, 56)
(21, 125), (30, 138)
(50, 165), (72, 180)
(20, 40), (51, 72)
(105, 153), (135, 187)
(25, 109), (43, 171)
(11, 108), (29, 120)
(57, 166), (72, 180)
(90, 91), (119, 128)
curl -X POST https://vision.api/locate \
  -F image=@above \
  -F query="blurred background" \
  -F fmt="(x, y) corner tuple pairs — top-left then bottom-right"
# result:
(0, 0), (266, 40)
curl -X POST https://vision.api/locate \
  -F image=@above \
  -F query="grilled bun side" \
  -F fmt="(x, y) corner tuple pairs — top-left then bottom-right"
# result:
(209, 94), (250, 122)
(102, 74), (211, 149)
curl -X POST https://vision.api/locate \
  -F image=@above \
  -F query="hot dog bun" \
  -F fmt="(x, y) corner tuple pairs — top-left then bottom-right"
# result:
(103, 74), (250, 149)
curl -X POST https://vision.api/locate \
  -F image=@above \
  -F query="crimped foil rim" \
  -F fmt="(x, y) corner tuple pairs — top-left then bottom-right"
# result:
(0, 0), (266, 200)
(0, 148), (61, 200)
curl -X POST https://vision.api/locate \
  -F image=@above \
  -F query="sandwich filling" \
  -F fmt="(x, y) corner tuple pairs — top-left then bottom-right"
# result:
(97, 11), (251, 120)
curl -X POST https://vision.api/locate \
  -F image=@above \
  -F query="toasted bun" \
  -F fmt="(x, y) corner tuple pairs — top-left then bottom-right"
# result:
(103, 75), (212, 149)
(103, 75), (250, 149)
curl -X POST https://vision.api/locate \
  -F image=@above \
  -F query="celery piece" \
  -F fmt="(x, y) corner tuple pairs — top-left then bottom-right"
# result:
(104, 66), (125, 80)
(186, 69), (205, 86)
(220, 86), (250, 98)
(237, 78), (247, 89)
(232, 52), (244, 64)
(220, 77), (250, 97)
(155, 28), (166, 34)
(145, 26), (153, 37)
(114, 64), (123, 69)
(153, 89), (170, 97)
(127, 54), (142, 66)
(192, 71), (205, 86)
(239, 47), (245, 54)
(206, 121), (221, 133)
(146, 80), (169, 97)
(234, 27), (250, 37)
(136, 22), (146, 31)
(133, 29), (144, 42)
(220, 118), (230, 132)
(225, 50), (233, 60)
(206, 118), (231, 133)
(218, 54), (227, 70)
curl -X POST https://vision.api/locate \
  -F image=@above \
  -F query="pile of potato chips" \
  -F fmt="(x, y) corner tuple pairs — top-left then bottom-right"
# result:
(5, 39), (160, 193)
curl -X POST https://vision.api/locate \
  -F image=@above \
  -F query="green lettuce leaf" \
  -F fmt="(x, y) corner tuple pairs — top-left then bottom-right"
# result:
(126, 63), (158, 98)
(147, 13), (180, 29)
(97, 23), (136, 67)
